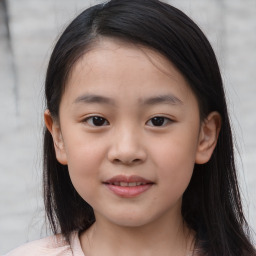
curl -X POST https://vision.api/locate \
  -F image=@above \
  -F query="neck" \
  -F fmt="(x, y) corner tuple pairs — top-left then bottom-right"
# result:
(80, 211), (195, 256)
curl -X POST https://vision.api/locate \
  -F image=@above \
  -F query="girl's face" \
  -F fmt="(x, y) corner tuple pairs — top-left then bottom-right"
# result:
(47, 38), (218, 228)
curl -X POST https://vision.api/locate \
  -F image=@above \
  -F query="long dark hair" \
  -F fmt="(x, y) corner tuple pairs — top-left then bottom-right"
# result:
(43, 0), (256, 255)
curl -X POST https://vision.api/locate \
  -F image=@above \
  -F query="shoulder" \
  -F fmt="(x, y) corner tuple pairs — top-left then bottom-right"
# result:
(4, 232), (84, 256)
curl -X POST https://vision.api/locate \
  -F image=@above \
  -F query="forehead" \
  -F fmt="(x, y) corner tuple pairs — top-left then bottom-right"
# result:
(70, 38), (187, 83)
(63, 38), (195, 105)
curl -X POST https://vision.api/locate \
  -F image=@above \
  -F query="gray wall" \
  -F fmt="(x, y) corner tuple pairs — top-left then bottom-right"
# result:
(0, 0), (255, 254)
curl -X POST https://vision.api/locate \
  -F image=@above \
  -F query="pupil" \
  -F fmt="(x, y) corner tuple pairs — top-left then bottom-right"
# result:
(93, 117), (105, 126)
(152, 117), (164, 126)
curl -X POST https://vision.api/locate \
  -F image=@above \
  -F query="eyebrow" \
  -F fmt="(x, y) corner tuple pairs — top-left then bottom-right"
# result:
(141, 94), (183, 106)
(73, 94), (115, 105)
(73, 93), (183, 106)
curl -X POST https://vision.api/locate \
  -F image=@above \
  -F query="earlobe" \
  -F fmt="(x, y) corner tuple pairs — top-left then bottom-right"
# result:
(195, 111), (221, 164)
(44, 110), (68, 165)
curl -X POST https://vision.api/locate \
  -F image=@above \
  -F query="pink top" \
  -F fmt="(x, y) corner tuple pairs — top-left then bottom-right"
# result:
(4, 232), (85, 256)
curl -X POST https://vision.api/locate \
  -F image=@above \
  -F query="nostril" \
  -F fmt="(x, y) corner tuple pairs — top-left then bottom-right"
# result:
(108, 145), (147, 165)
(113, 159), (122, 164)
(112, 158), (142, 165)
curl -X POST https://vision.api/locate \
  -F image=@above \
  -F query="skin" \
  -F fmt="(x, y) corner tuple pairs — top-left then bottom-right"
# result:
(45, 38), (221, 256)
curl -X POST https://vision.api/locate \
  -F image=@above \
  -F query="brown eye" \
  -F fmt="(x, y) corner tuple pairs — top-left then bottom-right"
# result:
(84, 116), (109, 126)
(146, 116), (172, 127)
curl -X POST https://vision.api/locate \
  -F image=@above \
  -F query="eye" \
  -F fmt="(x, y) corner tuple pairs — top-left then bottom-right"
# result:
(84, 116), (109, 127)
(146, 116), (172, 127)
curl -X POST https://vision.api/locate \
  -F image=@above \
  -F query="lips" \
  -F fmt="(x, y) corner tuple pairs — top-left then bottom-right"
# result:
(103, 175), (154, 198)
(111, 181), (148, 187)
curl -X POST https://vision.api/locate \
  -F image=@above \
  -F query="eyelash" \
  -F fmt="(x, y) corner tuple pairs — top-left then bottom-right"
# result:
(83, 115), (173, 127)
(83, 116), (109, 127)
(146, 116), (173, 127)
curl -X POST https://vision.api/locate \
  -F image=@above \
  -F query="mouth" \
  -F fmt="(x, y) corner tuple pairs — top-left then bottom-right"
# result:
(103, 175), (154, 198)
(107, 181), (149, 187)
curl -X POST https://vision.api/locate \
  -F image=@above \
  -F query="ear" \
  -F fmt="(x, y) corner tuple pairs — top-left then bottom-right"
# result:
(44, 110), (68, 165)
(195, 111), (221, 164)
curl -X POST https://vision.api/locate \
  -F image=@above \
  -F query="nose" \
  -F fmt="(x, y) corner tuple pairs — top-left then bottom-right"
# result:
(107, 126), (147, 165)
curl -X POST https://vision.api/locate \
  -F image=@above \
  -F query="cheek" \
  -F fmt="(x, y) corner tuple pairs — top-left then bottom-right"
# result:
(64, 130), (106, 170)
(63, 135), (107, 198)
(150, 130), (199, 191)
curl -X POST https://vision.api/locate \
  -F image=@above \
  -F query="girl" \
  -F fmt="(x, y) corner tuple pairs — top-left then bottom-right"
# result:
(6, 0), (256, 255)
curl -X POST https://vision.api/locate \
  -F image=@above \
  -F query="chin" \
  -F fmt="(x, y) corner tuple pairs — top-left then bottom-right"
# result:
(111, 219), (151, 228)
(101, 211), (159, 229)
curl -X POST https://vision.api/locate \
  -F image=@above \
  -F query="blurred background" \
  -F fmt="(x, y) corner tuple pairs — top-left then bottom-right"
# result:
(0, 0), (255, 254)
